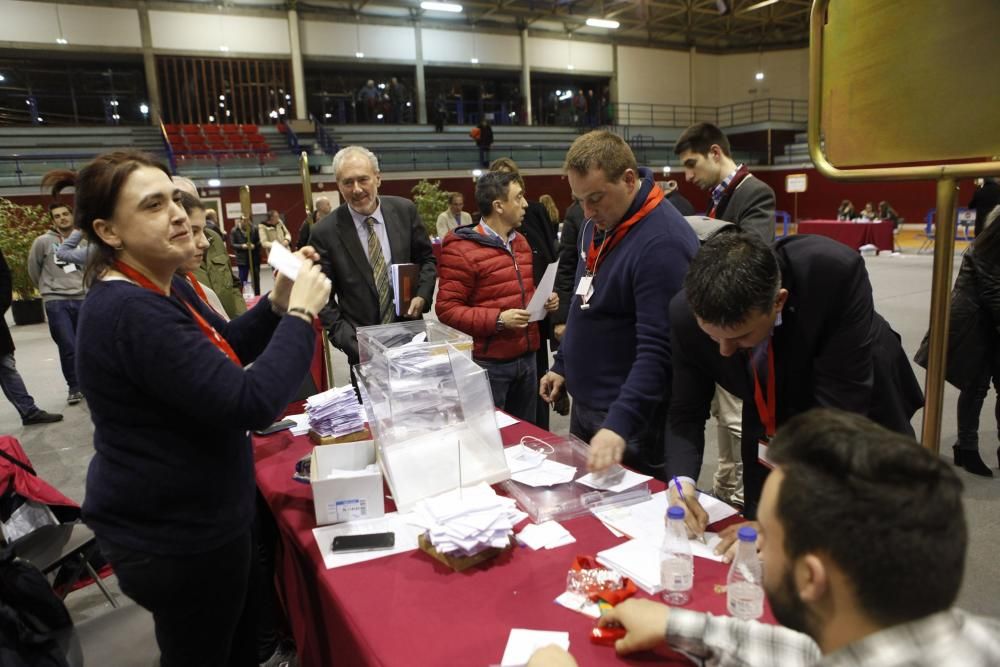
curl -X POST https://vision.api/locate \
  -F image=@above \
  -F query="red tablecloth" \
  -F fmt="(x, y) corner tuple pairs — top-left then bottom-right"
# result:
(254, 420), (774, 667)
(796, 219), (894, 253)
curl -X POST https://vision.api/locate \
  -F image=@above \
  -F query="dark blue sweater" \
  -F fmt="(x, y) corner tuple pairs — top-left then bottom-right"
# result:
(78, 277), (315, 555)
(551, 177), (699, 441)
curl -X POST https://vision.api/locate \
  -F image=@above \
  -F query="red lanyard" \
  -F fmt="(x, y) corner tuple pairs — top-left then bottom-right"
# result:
(708, 165), (750, 219)
(585, 185), (664, 275)
(751, 338), (776, 438)
(184, 272), (210, 306)
(113, 260), (241, 366)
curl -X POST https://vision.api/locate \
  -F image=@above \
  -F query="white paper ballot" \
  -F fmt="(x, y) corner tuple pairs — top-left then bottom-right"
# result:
(526, 261), (559, 322)
(510, 459), (577, 487)
(500, 629), (570, 666)
(266, 243), (302, 280)
(495, 410), (520, 429)
(576, 468), (653, 494)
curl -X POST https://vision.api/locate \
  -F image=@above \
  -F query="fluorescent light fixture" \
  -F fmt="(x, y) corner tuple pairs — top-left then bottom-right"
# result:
(355, 51), (364, 58)
(324, 113), (332, 119)
(755, 71), (765, 80)
(585, 17), (620, 29)
(219, 45), (229, 52)
(470, 57), (479, 64)
(208, 178), (221, 187)
(376, 113), (384, 120)
(56, 37), (68, 45)
(744, 0), (779, 10)
(558, 92), (573, 101)
(567, 64), (575, 70)
(421, 1), (463, 12)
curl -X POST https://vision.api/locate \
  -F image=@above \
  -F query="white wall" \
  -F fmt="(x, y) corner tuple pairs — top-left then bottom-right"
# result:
(528, 37), (612, 73)
(616, 45), (690, 106)
(421, 29), (520, 67)
(0, 0), (140, 48)
(301, 20), (416, 61)
(715, 49), (808, 106)
(149, 11), (290, 55)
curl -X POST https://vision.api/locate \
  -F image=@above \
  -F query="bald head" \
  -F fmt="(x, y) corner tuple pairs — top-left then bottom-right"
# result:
(315, 196), (333, 216)
(173, 176), (198, 197)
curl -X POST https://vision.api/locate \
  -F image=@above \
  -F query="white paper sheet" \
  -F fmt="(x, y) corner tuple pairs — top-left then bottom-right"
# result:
(312, 513), (422, 569)
(576, 468), (653, 494)
(553, 591), (601, 619)
(526, 261), (559, 322)
(500, 628), (570, 667)
(510, 459), (577, 487)
(265, 242), (302, 280)
(516, 521), (575, 550)
(495, 410), (521, 429)
(503, 444), (548, 474)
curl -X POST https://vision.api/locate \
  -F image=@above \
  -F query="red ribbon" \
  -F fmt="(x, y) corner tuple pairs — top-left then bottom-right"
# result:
(584, 185), (665, 276)
(113, 260), (241, 367)
(751, 338), (776, 438)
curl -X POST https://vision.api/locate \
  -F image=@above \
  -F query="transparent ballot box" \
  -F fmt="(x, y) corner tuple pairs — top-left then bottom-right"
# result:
(355, 321), (508, 511)
(500, 433), (651, 524)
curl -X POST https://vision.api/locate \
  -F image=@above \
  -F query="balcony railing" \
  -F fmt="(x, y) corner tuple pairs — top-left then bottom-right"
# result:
(610, 98), (808, 128)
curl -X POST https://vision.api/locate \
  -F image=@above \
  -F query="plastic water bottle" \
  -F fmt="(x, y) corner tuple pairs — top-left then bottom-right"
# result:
(726, 526), (764, 620)
(242, 281), (254, 302)
(660, 506), (693, 606)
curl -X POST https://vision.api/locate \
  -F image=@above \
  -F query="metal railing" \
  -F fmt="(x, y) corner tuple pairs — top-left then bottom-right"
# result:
(611, 98), (807, 128)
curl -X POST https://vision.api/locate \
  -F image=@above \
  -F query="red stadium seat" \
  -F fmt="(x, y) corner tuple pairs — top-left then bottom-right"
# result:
(221, 123), (240, 134)
(239, 124), (258, 135)
(202, 124), (221, 135)
(163, 124), (180, 134)
(181, 124), (201, 135)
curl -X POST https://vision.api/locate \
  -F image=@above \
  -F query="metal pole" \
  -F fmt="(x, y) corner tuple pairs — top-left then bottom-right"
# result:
(299, 151), (335, 389)
(920, 178), (958, 453)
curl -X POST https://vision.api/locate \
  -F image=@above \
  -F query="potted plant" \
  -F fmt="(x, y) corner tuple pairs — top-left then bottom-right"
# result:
(0, 198), (51, 325)
(410, 179), (452, 240)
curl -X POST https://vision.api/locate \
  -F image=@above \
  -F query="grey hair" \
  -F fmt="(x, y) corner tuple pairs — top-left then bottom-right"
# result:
(332, 146), (380, 178)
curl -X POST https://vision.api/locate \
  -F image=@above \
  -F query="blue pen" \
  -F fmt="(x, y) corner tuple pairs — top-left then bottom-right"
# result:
(672, 476), (707, 544)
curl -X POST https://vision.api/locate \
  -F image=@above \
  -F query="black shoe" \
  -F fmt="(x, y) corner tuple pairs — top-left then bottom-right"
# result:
(953, 444), (963, 466)
(955, 447), (993, 477)
(22, 410), (63, 425)
(67, 391), (83, 405)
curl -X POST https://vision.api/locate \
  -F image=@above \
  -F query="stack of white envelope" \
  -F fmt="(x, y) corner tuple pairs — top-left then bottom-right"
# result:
(409, 482), (527, 557)
(305, 385), (366, 438)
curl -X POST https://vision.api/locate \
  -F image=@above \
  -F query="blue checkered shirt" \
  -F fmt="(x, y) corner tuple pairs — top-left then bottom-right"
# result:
(711, 165), (745, 209)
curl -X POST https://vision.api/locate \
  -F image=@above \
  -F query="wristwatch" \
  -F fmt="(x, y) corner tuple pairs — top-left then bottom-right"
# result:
(496, 314), (505, 331)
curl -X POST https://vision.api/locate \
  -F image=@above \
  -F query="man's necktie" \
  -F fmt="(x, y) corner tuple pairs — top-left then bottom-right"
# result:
(366, 217), (394, 323)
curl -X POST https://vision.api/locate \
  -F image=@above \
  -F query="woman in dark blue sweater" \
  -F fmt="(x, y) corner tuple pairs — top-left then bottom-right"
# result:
(42, 151), (331, 667)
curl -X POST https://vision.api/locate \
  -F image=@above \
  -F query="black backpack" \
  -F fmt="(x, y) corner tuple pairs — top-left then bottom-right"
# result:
(0, 545), (72, 667)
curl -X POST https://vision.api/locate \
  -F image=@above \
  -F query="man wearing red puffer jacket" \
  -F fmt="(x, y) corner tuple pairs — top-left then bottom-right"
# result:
(436, 171), (559, 424)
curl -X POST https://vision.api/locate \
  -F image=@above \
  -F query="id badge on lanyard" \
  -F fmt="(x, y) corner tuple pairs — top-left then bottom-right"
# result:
(576, 275), (594, 309)
(752, 339), (776, 468)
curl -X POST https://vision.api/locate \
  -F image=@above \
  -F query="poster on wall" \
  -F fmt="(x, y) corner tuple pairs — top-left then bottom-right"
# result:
(224, 202), (268, 220)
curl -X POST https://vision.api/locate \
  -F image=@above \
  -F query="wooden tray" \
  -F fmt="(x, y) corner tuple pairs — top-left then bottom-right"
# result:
(417, 533), (514, 572)
(308, 428), (371, 445)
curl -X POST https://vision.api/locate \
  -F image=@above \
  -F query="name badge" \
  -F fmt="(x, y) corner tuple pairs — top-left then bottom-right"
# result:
(62, 263), (78, 274)
(757, 439), (774, 469)
(575, 276), (593, 296)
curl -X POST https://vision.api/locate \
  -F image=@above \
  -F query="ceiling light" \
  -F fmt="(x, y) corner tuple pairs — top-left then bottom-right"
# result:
(355, 51), (364, 58)
(585, 18), (620, 29)
(208, 178), (221, 187)
(420, 1), (463, 12)
(139, 103), (149, 114)
(56, 37), (68, 45)
(755, 71), (765, 80)
(662, 165), (671, 174)
(209, 115), (215, 121)
(0, 74), (7, 82)
(219, 45), (229, 52)
(567, 64), (575, 70)
(472, 169), (483, 178)
(744, 0), (779, 10)
(470, 57), (479, 64)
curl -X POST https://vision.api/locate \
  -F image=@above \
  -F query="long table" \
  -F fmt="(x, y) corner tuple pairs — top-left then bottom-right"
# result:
(797, 219), (895, 253)
(254, 419), (773, 666)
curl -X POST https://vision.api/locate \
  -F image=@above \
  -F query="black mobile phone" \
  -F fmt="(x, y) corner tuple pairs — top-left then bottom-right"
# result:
(254, 419), (296, 436)
(331, 532), (395, 553)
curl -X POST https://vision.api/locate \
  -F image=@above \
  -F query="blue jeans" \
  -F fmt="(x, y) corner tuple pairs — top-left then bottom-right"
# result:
(570, 400), (667, 480)
(44, 299), (82, 392)
(0, 353), (40, 419)
(477, 353), (537, 424)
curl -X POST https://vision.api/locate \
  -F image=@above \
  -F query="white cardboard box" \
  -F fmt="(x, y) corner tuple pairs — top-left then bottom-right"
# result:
(309, 440), (385, 526)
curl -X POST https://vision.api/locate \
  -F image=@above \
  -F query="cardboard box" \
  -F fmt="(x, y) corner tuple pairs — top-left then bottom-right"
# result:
(310, 440), (385, 526)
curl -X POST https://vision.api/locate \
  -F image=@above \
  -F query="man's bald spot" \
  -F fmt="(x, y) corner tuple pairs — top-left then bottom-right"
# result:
(173, 176), (199, 197)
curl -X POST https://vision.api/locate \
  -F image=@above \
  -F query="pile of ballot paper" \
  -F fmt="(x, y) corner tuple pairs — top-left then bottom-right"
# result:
(408, 482), (527, 557)
(305, 385), (366, 438)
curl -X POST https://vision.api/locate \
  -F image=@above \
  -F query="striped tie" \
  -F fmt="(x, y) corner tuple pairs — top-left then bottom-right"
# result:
(366, 217), (394, 323)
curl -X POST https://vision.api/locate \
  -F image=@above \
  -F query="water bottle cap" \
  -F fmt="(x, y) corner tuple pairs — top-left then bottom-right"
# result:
(738, 526), (757, 542)
(667, 506), (685, 520)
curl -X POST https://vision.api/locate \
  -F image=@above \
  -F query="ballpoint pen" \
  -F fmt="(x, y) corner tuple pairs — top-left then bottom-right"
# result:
(671, 476), (708, 544)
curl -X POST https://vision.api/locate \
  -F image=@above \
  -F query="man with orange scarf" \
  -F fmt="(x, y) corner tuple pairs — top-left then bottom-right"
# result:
(540, 131), (700, 478)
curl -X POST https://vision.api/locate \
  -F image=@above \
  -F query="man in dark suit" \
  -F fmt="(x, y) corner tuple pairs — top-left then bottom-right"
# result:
(309, 146), (436, 366)
(674, 122), (775, 242)
(665, 233), (923, 534)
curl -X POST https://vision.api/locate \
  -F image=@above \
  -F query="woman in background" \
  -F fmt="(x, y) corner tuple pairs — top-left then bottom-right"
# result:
(42, 150), (330, 666)
(836, 199), (856, 220)
(539, 194), (560, 229)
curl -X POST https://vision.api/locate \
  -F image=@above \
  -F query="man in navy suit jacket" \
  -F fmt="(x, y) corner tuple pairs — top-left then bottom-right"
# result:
(309, 146), (437, 366)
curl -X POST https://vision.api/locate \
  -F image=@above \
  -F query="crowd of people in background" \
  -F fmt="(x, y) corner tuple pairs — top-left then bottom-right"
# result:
(836, 198), (901, 227)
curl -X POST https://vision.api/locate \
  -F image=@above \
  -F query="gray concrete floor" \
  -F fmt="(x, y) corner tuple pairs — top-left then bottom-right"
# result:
(5, 252), (999, 624)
